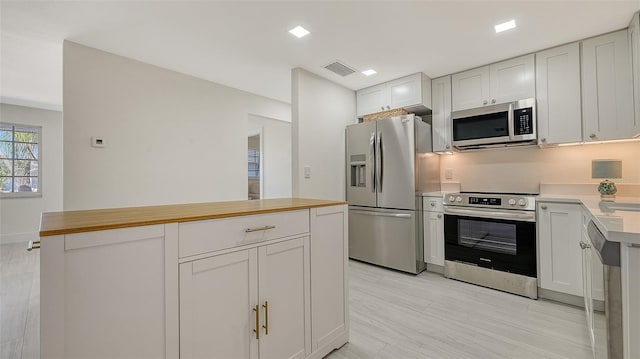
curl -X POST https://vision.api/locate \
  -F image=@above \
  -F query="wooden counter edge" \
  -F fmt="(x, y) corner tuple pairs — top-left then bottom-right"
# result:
(39, 200), (347, 237)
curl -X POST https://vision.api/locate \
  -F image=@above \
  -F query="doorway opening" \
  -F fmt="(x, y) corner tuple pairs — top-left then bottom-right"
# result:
(248, 129), (263, 200)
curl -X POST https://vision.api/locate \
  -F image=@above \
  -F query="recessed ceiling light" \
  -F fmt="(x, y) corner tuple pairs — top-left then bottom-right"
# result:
(495, 19), (516, 33)
(362, 69), (377, 76)
(289, 26), (310, 38)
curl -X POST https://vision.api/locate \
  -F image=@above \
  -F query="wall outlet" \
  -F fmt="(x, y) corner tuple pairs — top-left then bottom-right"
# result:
(91, 136), (106, 148)
(445, 168), (453, 180)
(304, 165), (311, 179)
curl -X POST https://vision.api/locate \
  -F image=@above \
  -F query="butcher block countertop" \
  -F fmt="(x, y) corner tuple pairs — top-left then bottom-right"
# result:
(40, 198), (346, 237)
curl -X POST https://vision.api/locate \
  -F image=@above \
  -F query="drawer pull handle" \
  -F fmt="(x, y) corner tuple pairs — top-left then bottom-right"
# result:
(27, 240), (40, 252)
(245, 225), (276, 233)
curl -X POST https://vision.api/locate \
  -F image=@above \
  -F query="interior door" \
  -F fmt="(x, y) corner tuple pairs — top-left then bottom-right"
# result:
(376, 116), (416, 210)
(345, 121), (377, 207)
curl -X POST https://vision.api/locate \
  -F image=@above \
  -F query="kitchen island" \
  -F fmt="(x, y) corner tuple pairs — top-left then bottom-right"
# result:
(39, 198), (349, 359)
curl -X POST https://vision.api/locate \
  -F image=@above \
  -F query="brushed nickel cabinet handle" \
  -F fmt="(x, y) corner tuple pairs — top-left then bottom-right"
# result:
(437, 214), (442, 219)
(253, 305), (260, 340)
(491, 99), (496, 104)
(540, 205), (548, 210)
(483, 100), (488, 105)
(27, 240), (40, 251)
(262, 301), (269, 335)
(245, 225), (276, 233)
(579, 241), (591, 249)
(589, 133), (596, 138)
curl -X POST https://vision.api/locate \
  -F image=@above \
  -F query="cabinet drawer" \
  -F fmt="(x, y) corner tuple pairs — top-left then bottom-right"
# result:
(423, 196), (443, 212)
(179, 210), (310, 258)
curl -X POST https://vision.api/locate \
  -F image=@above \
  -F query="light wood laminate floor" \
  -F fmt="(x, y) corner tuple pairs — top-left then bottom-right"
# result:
(0, 243), (592, 358)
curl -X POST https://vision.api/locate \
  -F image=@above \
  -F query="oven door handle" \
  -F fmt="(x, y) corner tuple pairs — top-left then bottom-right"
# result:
(444, 207), (535, 222)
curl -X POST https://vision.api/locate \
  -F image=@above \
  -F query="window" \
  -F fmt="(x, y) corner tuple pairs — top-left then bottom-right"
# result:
(0, 123), (41, 196)
(248, 148), (260, 178)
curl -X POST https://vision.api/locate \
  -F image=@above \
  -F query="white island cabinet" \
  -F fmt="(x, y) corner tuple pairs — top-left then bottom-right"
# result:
(39, 198), (348, 359)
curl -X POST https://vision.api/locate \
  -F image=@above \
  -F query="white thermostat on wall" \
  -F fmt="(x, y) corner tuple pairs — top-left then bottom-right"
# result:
(91, 136), (106, 148)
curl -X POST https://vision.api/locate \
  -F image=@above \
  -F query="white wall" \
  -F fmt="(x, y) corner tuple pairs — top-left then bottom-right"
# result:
(440, 141), (640, 194)
(0, 103), (63, 243)
(248, 114), (291, 199)
(291, 68), (356, 200)
(63, 41), (290, 210)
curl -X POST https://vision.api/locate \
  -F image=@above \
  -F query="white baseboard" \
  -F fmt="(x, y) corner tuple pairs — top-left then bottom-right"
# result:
(0, 231), (38, 245)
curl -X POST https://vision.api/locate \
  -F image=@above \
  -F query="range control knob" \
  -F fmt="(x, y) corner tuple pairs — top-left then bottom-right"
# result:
(518, 199), (527, 207)
(448, 196), (455, 202)
(508, 199), (516, 206)
(456, 196), (463, 203)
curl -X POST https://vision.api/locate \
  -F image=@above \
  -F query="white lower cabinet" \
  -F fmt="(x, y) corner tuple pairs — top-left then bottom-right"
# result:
(41, 204), (348, 359)
(179, 236), (310, 359)
(40, 225), (171, 359)
(423, 196), (444, 267)
(538, 202), (584, 296)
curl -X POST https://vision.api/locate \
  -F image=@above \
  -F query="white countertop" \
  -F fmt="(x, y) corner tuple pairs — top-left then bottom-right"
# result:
(537, 194), (640, 245)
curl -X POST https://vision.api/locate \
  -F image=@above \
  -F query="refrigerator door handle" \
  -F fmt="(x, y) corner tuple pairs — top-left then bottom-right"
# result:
(377, 131), (383, 193)
(369, 132), (376, 192)
(350, 210), (412, 218)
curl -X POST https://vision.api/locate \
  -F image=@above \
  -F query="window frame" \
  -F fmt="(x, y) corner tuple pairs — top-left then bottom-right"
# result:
(0, 122), (42, 198)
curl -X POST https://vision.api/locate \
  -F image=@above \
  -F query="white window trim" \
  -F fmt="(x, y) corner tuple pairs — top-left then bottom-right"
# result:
(0, 123), (42, 199)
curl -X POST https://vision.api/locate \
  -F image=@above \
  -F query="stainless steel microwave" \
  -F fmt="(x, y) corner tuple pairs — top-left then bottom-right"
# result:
(451, 98), (536, 150)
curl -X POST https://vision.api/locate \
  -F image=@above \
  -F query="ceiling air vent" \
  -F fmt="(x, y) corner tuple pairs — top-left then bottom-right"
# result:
(324, 61), (356, 77)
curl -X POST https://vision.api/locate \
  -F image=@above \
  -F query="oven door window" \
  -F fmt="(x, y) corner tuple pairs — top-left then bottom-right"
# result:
(458, 218), (517, 255)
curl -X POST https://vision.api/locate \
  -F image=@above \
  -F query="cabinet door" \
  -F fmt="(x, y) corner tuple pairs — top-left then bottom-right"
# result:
(258, 237), (310, 359)
(310, 206), (348, 353)
(431, 75), (452, 152)
(451, 66), (490, 111)
(43, 226), (167, 359)
(489, 54), (535, 105)
(424, 211), (444, 266)
(356, 84), (386, 117)
(180, 249), (259, 359)
(538, 202), (583, 296)
(536, 43), (583, 144)
(630, 12), (640, 130)
(582, 30), (636, 141)
(387, 73), (423, 110)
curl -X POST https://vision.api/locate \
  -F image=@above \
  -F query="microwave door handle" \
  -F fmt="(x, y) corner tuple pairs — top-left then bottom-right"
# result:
(508, 102), (515, 139)
(369, 132), (376, 193)
(377, 131), (383, 193)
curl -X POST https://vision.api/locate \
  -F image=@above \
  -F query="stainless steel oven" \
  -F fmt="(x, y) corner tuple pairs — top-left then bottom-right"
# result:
(443, 192), (538, 298)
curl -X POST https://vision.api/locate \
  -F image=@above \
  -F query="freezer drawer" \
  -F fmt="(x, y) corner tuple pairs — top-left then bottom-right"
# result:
(348, 207), (424, 274)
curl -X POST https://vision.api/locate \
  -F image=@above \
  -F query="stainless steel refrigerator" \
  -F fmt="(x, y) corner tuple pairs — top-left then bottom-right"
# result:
(346, 114), (440, 274)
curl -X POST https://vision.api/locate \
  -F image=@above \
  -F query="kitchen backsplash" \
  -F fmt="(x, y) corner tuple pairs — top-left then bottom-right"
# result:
(439, 141), (640, 194)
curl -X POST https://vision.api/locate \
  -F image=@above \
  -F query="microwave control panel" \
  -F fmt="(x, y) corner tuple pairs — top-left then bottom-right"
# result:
(513, 107), (534, 135)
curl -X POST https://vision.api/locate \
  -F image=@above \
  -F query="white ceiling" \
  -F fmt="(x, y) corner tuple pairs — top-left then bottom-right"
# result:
(1, 1), (639, 110)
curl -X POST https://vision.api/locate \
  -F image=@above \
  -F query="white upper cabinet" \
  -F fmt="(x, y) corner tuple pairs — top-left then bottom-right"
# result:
(630, 12), (640, 133)
(582, 29), (636, 142)
(431, 75), (452, 152)
(356, 73), (431, 117)
(452, 54), (535, 111)
(489, 54), (536, 104)
(356, 84), (386, 117)
(536, 42), (583, 145)
(451, 66), (489, 111)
